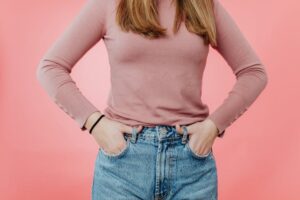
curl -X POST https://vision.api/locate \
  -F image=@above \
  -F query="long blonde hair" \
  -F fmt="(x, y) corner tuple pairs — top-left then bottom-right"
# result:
(115, 0), (217, 47)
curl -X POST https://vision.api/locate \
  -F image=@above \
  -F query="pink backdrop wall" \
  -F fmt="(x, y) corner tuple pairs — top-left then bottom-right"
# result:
(1, 0), (299, 199)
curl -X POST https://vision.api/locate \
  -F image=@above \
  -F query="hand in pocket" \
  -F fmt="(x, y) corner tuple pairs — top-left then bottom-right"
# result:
(91, 116), (143, 155)
(176, 119), (218, 156)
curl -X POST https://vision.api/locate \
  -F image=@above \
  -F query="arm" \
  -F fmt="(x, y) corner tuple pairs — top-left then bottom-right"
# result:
(207, 0), (269, 137)
(36, 0), (107, 131)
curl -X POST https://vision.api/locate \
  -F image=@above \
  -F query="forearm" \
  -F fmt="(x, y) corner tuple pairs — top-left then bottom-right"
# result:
(207, 64), (268, 136)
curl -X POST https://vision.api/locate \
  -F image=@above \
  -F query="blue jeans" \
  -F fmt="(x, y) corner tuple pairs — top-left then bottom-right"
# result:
(92, 125), (218, 200)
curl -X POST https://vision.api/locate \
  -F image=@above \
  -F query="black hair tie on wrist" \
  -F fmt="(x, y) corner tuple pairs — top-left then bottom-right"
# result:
(89, 114), (105, 134)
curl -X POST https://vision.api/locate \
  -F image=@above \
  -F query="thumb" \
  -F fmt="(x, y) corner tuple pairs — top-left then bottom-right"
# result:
(122, 124), (143, 135)
(176, 124), (190, 135)
(175, 124), (184, 135)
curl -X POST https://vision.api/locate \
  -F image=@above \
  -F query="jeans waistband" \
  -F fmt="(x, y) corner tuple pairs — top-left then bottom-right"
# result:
(124, 124), (187, 143)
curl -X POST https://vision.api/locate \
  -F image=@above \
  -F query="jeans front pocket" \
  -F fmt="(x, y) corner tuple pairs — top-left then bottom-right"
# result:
(185, 141), (212, 160)
(99, 135), (131, 159)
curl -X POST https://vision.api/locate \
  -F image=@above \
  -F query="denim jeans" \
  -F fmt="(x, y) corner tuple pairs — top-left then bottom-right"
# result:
(91, 125), (218, 200)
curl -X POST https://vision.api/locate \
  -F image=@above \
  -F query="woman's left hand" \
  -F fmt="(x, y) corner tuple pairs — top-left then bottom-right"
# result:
(176, 118), (219, 156)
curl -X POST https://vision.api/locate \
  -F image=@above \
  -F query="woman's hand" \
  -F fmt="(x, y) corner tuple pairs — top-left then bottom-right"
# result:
(176, 118), (219, 156)
(91, 116), (143, 155)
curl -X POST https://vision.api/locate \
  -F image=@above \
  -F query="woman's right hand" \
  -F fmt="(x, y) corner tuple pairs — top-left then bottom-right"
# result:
(90, 116), (143, 155)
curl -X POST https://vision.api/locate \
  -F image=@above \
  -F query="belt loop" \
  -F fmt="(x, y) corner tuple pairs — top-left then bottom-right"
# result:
(181, 125), (188, 144)
(130, 127), (138, 143)
(156, 126), (162, 141)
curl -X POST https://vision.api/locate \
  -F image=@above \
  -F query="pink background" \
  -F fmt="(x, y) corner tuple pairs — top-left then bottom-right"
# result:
(1, 0), (299, 199)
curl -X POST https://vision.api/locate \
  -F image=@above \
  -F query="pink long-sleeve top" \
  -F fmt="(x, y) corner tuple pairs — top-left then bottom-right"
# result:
(36, 0), (268, 137)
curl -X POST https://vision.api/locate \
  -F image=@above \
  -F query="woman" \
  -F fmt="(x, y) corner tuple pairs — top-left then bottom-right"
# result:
(36, 0), (268, 199)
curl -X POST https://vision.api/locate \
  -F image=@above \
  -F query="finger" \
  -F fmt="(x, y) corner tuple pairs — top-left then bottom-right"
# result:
(176, 124), (188, 135)
(203, 147), (212, 155)
(135, 125), (143, 133)
(175, 124), (182, 134)
(121, 124), (143, 135)
(200, 146), (212, 155)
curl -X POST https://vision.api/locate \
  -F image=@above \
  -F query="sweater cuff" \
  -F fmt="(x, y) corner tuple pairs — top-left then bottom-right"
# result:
(79, 108), (101, 132)
(206, 115), (226, 138)
(53, 87), (101, 132)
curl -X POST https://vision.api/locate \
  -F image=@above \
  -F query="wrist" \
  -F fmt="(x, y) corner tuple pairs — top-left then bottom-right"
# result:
(84, 111), (103, 131)
(205, 118), (219, 138)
